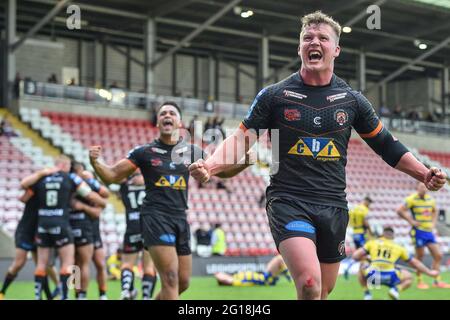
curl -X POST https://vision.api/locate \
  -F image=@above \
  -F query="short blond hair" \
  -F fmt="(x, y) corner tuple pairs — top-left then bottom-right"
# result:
(300, 11), (341, 43)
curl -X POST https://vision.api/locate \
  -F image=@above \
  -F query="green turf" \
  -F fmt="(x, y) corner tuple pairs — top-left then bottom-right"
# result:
(2, 273), (450, 300)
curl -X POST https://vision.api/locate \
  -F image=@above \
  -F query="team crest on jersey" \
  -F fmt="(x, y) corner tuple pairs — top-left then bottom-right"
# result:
(151, 147), (167, 154)
(151, 158), (163, 166)
(283, 90), (307, 100)
(155, 175), (186, 190)
(288, 137), (340, 160)
(334, 109), (348, 126)
(284, 108), (301, 121)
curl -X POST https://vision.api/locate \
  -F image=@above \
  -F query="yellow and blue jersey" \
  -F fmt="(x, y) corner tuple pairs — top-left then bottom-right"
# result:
(362, 237), (411, 288)
(405, 193), (435, 232)
(231, 271), (267, 286)
(349, 204), (369, 235)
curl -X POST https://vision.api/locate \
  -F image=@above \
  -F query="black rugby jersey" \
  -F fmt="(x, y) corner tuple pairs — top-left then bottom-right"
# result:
(120, 181), (146, 234)
(31, 171), (86, 226)
(242, 72), (383, 209)
(69, 177), (102, 224)
(127, 139), (204, 217)
(16, 194), (38, 234)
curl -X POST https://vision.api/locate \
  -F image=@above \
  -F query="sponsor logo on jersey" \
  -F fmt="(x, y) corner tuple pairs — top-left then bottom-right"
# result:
(151, 147), (167, 154)
(334, 109), (348, 126)
(284, 108), (301, 121)
(155, 175), (187, 190)
(326, 92), (347, 102)
(169, 162), (177, 170)
(283, 90), (307, 100)
(151, 158), (163, 167)
(313, 116), (322, 127)
(285, 221), (315, 234)
(159, 234), (176, 244)
(288, 137), (341, 160)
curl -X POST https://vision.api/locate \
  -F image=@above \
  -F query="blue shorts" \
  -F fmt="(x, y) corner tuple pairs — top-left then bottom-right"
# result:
(353, 233), (366, 249)
(411, 229), (436, 248)
(364, 268), (401, 288)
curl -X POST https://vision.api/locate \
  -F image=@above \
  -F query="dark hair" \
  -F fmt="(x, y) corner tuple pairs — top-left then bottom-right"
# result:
(157, 101), (182, 119)
(364, 196), (373, 203)
(70, 161), (85, 173)
(383, 226), (394, 234)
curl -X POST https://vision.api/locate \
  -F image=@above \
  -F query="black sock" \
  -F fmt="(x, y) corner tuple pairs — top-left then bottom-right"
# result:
(60, 274), (70, 300)
(142, 274), (157, 299)
(1, 272), (17, 294)
(34, 275), (46, 300)
(121, 269), (134, 292)
(42, 276), (53, 300)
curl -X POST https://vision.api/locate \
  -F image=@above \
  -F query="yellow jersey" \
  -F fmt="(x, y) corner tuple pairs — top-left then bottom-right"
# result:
(405, 193), (436, 232)
(349, 203), (369, 234)
(231, 271), (267, 286)
(363, 237), (411, 272)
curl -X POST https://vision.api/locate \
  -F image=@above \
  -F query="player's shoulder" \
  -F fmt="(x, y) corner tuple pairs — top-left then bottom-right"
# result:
(333, 75), (370, 105)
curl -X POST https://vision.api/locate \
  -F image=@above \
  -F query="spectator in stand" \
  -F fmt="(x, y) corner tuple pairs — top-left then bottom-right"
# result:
(109, 81), (119, 89)
(379, 104), (390, 117)
(68, 78), (76, 86)
(392, 105), (403, 118)
(47, 74), (58, 84)
(13, 72), (22, 98)
(407, 110), (420, 121)
(195, 224), (212, 257)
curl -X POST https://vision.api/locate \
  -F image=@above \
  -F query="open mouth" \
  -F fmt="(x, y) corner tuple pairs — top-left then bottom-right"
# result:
(308, 50), (322, 61)
(162, 118), (173, 128)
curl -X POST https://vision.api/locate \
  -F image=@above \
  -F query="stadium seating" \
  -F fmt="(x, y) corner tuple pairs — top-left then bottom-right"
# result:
(9, 108), (450, 257)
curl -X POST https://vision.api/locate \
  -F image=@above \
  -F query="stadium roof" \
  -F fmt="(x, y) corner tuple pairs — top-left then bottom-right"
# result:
(2, 0), (450, 82)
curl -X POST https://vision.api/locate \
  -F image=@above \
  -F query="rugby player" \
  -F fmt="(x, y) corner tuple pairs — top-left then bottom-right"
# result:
(344, 196), (373, 279)
(189, 11), (447, 300)
(119, 172), (157, 300)
(215, 255), (291, 286)
(396, 182), (450, 289)
(89, 101), (249, 300)
(20, 155), (107, 300)
(71, 161), (110, 299)
(352, 226), (439, 300)
(0, 188), (59, 300)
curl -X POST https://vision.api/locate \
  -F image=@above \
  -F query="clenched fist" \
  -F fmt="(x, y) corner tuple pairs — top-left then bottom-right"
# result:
(424, 167), (447, 191)
(89, 145), (102, 164)
(189, 159), (210, 183)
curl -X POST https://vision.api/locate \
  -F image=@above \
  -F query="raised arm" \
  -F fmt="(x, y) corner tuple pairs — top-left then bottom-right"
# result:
(89, 146), (136, 185)
(353, 92), (446, 191)
(190, 127), (257, 183)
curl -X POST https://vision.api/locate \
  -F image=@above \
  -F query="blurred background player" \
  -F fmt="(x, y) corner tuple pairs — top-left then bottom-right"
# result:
(107, 247), (123, 281)
(344, 196), (373, 279)
(352, 226), (439, 300)
(396, 182), (450, 289)
(69, 162), (108, 299)
(119, 171), (157, 300)
(0, 188), (59, 300)
(72, 161), (110, 299)
(215, 255), (291, 286)
(20, 156), (106, 300)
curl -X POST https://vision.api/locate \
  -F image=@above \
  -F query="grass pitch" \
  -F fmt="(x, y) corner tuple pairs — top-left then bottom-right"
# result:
(2, 272), (450, 300)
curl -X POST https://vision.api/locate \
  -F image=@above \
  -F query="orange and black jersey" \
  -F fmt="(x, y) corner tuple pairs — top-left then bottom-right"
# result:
(31, 171), (85, 226)
(120, 181), (145, 234)
(242, 72), (403, 209)
(126, 139), (204, 217)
